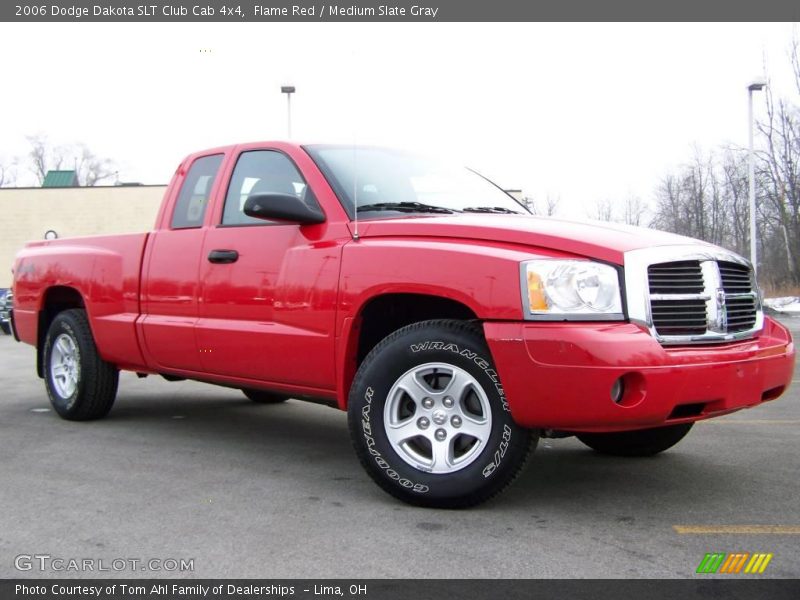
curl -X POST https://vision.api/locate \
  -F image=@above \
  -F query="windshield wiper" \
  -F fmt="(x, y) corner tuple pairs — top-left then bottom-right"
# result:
(463, 206), (523, 214)
(356, 201), (457, 214)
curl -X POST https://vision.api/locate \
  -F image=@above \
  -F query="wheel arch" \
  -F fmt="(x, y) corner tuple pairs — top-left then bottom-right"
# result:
(36, 286), (87, 378)
(337, 292), (479, 410)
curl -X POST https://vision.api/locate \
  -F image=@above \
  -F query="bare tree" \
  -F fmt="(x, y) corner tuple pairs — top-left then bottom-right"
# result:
(586, 196), (646, 226)
(648, 54), (799, 290)
(26, 135), (116, 186)
(650, 149), (732, 247)
(520, 195), (535, 212)
(757, 81), (800, 285)
(592, 199), (614, 222)
(793, 34), (800, 96)
(719, 150), (750, 256)
(651, 173), (682, 233)
(74, 144), (116, 186)
(28, 135), (66, 184)
(524, 194), (559, 216)
(543, 195), (559, 216)
(621, 196), (647, 226)
(0, 159), (17, 187)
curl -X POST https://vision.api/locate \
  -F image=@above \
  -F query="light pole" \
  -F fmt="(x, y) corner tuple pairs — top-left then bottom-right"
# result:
(747, 79), (766, 274)
(281, 85), (295, 139)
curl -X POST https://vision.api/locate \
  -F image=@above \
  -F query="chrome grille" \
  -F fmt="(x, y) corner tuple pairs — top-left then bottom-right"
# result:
(649, 298), (707, 336)
(647, 261), (708, 336)
(719, 261), (753, 294)
(647, 260), (703, 294)
(646, 258), (759, 342)
(625, 246), (763, 345)
(725, 296), (758, 332)
(719, 261), (757, 332)
(647, 261), (704, 294)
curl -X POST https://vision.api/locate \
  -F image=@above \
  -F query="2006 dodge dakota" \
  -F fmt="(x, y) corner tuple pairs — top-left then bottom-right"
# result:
(10, 142), (795, 507)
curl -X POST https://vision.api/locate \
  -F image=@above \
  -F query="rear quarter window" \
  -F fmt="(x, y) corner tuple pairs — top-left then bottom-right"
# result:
(171, 154), (224, 229)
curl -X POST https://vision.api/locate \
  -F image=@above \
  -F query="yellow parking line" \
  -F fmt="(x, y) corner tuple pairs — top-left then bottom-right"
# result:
(698, 419), (800, 425)
(674, 525), (800, 534)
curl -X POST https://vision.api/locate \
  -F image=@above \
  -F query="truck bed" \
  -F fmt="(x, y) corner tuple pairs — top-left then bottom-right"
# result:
(13, 233), (150, 369)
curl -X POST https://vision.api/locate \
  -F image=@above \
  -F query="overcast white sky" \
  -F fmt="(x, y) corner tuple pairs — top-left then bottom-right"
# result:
(0, 22), (798, 217)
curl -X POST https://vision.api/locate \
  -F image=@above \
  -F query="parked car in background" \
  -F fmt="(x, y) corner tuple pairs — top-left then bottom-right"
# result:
(0, 289), (12, 335)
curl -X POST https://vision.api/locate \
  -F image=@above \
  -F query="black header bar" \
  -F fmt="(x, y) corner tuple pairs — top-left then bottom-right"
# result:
(2, 579), (800, 600)
(3, 0), (800, 22)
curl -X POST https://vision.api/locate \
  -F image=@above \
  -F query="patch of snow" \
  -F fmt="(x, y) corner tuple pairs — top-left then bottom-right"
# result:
(764, 296), (800, 314)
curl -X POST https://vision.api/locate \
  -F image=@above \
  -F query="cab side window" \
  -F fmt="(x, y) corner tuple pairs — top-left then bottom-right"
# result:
(222, 150), (318, 226)
(171, 154), (224, 229)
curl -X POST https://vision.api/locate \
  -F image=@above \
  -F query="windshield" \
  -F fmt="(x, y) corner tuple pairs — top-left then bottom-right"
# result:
(304, 145), (529, 218)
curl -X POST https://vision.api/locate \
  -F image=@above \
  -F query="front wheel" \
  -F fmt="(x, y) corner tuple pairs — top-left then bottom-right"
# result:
(43, 309), (119, 421)
(348, 319), (535, 508)
(577, 423), (694, 457)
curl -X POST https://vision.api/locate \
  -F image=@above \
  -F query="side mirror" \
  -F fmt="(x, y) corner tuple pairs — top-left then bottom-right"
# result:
(244, 193), (325, 225)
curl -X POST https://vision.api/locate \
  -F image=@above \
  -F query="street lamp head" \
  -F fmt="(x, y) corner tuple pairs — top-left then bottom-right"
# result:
(748, 80), (767, 92)
(281, 86), (296, 94)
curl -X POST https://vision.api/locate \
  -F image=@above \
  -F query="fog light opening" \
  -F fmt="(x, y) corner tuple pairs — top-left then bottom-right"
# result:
(611, 377), (625, 404)
(611, 372), (646, 408)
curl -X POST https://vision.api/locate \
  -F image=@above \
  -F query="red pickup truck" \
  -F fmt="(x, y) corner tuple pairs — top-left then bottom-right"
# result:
(11, 142), (795, 507)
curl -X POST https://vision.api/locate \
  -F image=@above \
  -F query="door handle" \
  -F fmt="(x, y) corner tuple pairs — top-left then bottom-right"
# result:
(207, 249), (239, 264)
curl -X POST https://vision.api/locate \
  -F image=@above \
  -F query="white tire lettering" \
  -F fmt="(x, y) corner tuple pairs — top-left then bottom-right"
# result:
(483, 424), (513, 479)
(408, 339), (516, 478)
(410, 341), (511, 412)
(361, 385), (429, 493)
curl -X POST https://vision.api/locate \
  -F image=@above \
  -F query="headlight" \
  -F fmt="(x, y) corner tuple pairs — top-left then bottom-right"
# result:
(521, 259), (624, 320)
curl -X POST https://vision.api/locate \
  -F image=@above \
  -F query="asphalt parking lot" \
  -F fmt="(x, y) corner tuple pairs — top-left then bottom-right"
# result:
(0, 317), (798, 579)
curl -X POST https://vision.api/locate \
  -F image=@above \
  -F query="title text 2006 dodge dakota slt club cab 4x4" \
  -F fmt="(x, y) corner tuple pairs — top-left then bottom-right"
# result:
(10, 142), (795, 507)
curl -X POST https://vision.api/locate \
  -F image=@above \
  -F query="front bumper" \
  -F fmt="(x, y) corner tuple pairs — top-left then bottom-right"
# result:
(483, 316), (795, 432)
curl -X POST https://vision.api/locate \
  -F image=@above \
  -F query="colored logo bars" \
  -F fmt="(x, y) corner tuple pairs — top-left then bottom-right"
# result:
(696, 552), (773, 574)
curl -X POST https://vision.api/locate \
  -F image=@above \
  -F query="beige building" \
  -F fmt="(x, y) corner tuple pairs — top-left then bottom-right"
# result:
(0, 185), (166, 288)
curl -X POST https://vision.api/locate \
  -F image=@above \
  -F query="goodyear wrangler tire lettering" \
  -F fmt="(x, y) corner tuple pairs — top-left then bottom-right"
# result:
(361, 386), (429, 493)
(482, 424), (512, 478)
(411, 341), (509, 412)
(347, 319), (536, 508)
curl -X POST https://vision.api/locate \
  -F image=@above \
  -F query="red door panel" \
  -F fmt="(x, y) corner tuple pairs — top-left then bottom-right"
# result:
(196, 224), (343, 389)
(139, 152), (225, 372)
(140, 229), (205, 371)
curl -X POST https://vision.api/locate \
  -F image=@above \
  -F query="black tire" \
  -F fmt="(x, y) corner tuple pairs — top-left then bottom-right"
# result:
(242, 389), (290, 404)
(43, 309), (119, 421)
(348, 319), (535, 508)
(577, 423), (694, 457)
(0, 322), (10, 335)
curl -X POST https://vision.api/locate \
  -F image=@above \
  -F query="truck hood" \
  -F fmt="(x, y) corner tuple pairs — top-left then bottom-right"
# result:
(351, 214), (710, 264)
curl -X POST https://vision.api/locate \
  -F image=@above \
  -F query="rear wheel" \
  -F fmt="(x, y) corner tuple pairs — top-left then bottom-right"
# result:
(242, 389), (290, 404)
(44, 309), (119, 421)
(0, 322), (10, 335)
(577, 423), (694, 457)
(348, 319), (535, 508)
